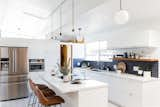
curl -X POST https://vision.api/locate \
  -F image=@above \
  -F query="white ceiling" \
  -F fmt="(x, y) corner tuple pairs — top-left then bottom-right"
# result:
(1, 0), (160, 39)
(0, 0), (107, 39)
(0, 0), (62, 39)
(57, 0), (160, 37)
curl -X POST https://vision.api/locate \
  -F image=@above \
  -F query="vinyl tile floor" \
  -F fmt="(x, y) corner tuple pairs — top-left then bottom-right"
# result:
(0, 98), (118, 107)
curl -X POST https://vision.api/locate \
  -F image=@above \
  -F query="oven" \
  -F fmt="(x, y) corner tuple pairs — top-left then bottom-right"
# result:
(29, 59), (45, 72)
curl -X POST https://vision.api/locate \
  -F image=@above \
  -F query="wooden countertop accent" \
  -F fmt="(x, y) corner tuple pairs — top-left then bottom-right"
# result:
(113, 58), (159, 62)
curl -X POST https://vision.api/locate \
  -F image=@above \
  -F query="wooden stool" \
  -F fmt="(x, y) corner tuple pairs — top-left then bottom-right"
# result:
(28, 79), (56, 107)
(35, 86), (65, 107)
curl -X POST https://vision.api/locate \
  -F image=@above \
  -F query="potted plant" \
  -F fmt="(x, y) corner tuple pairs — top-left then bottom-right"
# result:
(60, 58), (71, 82)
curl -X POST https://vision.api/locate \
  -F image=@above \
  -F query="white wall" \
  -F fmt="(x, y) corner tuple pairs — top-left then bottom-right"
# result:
(0, 38), (60, 72)
(148, 30), (160, 47)
(28, 39), (60, 72)
(85, 26), (150, 47)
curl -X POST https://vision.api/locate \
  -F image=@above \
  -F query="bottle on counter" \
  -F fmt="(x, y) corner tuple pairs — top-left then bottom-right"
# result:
(124, 52), (128, 58)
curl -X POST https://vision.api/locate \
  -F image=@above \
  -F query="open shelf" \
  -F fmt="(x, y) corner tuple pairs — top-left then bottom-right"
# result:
(113, 57), (159, 62)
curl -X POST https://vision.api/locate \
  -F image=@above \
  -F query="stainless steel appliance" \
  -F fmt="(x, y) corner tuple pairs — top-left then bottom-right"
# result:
(29, 59), (44, 72)
(0, 47), (28, 101)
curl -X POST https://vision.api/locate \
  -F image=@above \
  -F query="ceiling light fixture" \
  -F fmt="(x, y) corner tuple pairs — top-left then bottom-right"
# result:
(72, 0), (76, 40)
(77, 27), (84, 43)
(72, 0), (84, 43)
(59, 4), (63, 36)
(54, 2), (63, 40)
(114, 0), (129, 24)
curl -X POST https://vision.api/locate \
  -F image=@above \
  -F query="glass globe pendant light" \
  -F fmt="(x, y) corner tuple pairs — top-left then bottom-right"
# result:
(59, 4), (63, 37)
(71, 0), (76, 42)
(54, 3), (63, 40)
(76, 28), (84, 43)
(114, 0), (129, 24)
(71, 0), (85, 43)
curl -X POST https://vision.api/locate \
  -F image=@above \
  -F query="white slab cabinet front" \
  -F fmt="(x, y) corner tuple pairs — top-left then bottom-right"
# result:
(86, 71), (160, 107)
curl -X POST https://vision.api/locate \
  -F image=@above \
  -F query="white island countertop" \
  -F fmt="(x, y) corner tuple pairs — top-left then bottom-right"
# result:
(39, 73), (108, 94)
(38, 72), (108, 107)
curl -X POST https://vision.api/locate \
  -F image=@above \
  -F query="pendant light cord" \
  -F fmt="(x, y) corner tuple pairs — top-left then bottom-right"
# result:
(120, 0), (122, 10)
(72, 0), (75, 32)
(78, 28), (81, 36)
(60, 4), (62, 36)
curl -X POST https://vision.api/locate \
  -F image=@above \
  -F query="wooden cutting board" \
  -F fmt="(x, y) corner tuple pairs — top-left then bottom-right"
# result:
(117, 62), (126, 73)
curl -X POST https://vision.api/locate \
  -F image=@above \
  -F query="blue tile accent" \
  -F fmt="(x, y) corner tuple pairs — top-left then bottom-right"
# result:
(73, 58), (159, 78)
(73, 58), (84, 67)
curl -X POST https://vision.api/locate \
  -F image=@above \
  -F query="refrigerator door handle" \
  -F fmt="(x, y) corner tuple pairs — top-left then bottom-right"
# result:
(14, 48), (16, 73)
(10, 48), (15, 73)
(13, 48), (15, 73)
(6, 81), (28, 85)
(0, 48), (1, 71)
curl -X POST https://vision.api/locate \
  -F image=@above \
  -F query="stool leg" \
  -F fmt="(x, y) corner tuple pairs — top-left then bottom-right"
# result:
(38, 104), (43, 107)
(28, 92), (37, 107)
(32, 96), (37, 107)
(34, 98), (38, 107)
(32, 95), (36, 103)
(28, 92), (33, 106)
(38, 103), (41, 107)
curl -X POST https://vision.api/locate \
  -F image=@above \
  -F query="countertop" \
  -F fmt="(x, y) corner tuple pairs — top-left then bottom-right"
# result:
(74, 68), (160, 83)
(39, 72), (108, 94)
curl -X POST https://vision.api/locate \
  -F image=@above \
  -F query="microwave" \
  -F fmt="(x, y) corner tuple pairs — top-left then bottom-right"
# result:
(29, 59), (45, 72)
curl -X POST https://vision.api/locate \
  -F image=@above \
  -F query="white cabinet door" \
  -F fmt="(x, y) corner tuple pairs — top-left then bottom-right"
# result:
(86, 71), (143, 107)
(113, 78), (142, 107)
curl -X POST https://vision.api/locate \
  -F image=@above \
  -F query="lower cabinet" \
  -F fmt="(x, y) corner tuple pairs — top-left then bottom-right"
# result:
(86, 71), (142, 107)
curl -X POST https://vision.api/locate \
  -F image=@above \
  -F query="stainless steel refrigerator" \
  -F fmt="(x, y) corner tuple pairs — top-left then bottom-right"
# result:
(0, 47), (28, 101)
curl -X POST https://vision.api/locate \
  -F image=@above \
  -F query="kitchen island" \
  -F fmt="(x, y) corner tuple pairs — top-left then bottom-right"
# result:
(39, 73), (108, 107)
(74, 68), (160, 107)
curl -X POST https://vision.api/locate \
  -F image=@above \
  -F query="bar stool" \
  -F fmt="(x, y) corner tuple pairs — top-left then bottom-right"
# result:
(35, 86), (65, 107)
(28, 79), (56, 107)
